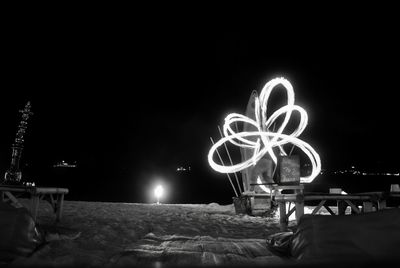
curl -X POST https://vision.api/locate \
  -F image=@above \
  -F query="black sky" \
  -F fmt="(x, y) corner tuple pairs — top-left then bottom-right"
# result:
(1, 6), (399, 203)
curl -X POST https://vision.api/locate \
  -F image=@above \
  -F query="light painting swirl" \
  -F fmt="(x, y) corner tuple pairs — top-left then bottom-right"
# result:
(208, 77), (321, 184)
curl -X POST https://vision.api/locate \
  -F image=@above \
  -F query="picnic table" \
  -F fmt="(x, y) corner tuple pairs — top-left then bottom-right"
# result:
(277, 190), (400, 230)
(256, 184), (400, 231)
(245, 184), (305, 227)
(0, 185), (69, 222)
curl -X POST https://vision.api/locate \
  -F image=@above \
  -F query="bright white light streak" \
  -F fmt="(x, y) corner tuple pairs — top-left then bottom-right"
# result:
(210, 137), (239, 197)
(154, 185), (164, 204)
(257, 176), (271, 194)
(217, 125), (243, 193)
(208, 77), (321, 187)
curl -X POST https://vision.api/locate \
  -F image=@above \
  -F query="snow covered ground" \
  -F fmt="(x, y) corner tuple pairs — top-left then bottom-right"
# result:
(5, 199), (336, 267)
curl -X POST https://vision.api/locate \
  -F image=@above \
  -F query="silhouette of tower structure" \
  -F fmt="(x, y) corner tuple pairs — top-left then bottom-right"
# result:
(2, 101), (33, 185)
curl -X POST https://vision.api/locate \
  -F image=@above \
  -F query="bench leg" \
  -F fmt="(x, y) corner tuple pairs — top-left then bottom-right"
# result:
(4, 191), (24, 208)
(345, 200), (361, 214)
(55, 194), (65, 222)
(323, 205), (336, 215)
(295, 201), (304, 223)
(31, 195), (40, 222)
(312, 200), (326, 215)
(279, 202), (288, 231)
(337, 200), (347, 215)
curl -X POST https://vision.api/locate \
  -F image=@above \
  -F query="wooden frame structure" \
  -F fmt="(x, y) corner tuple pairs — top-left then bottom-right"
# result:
(272, 187), (400, 230)
(0, 185), (69, 222)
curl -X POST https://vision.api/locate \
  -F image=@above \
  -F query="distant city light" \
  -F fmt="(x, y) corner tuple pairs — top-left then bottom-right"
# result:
(53, 160), (77, 168)
(154, 185), (164, 205)
(23, 181), (35, 187)
(331, 167), (400, 177)
(208, 77), (321, 187)
(176, 166), (191, 172)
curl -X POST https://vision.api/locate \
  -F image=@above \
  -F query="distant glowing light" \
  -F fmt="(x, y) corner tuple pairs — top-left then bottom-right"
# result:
(208, 77), (321, 186)
(176, 166), (191, 172)
(154, 185), (164, 204)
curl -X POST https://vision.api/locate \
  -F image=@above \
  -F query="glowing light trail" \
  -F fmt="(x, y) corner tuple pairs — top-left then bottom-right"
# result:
(208, 77), (321, 185)
(217, 125), (243, 194)
(209, 137), (239, 197)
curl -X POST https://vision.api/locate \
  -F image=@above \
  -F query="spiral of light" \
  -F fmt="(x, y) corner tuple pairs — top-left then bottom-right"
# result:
(208, 77), (321, 184)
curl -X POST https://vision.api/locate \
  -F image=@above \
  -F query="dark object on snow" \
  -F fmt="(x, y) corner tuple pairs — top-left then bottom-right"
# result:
(266, 231), (293, 257)
(110, 233), (273, 266)
(0, 202), (44, 262)
(290, 208), (400, 262)
(233, 196), (251, 215)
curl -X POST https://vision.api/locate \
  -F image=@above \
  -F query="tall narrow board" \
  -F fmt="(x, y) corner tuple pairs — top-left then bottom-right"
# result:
(241, 91), (275, 193)
(241, 91), (259, 192)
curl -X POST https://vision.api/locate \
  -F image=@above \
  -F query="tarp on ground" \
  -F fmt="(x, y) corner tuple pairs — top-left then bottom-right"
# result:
(0, 201), (44, 262)
(109, 233), (285, 266)
(290, 208), (400, 262)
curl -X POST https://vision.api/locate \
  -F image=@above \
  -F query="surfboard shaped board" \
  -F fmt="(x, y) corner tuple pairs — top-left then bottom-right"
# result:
(241, 90), (274, 193)
(241, 90), (259, 192)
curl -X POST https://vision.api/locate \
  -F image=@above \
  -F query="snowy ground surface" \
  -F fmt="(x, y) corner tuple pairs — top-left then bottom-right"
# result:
(4, 199), (334, 267)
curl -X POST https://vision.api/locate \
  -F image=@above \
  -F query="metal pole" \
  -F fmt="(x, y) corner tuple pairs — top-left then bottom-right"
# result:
(217, 125), (243, 194)
(210, 137), (239, 197)
(289, 144), (295, 156)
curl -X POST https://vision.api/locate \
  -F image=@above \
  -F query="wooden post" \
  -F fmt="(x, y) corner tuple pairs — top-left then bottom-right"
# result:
(279, 201), (288, 231)
(337, 200), (347, 215)
(295, 201), (304, 223)
(295, 193), (304, 223)
(49, 194), (56, 212)
(56, 194), (65, 222)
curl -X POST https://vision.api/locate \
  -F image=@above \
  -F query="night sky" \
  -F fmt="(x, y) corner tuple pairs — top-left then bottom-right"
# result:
(1, 7), (399, 204)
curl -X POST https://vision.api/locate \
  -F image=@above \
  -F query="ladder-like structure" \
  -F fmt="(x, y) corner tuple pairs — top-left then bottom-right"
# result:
(2, 101), (33, 185)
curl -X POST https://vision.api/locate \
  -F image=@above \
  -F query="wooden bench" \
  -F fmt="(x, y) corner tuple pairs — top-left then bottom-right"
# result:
(266, 184), (304, 231)
(246, 184), (304, 220)
(0, 185), (69, 222)
(273, 189), (399, 231)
